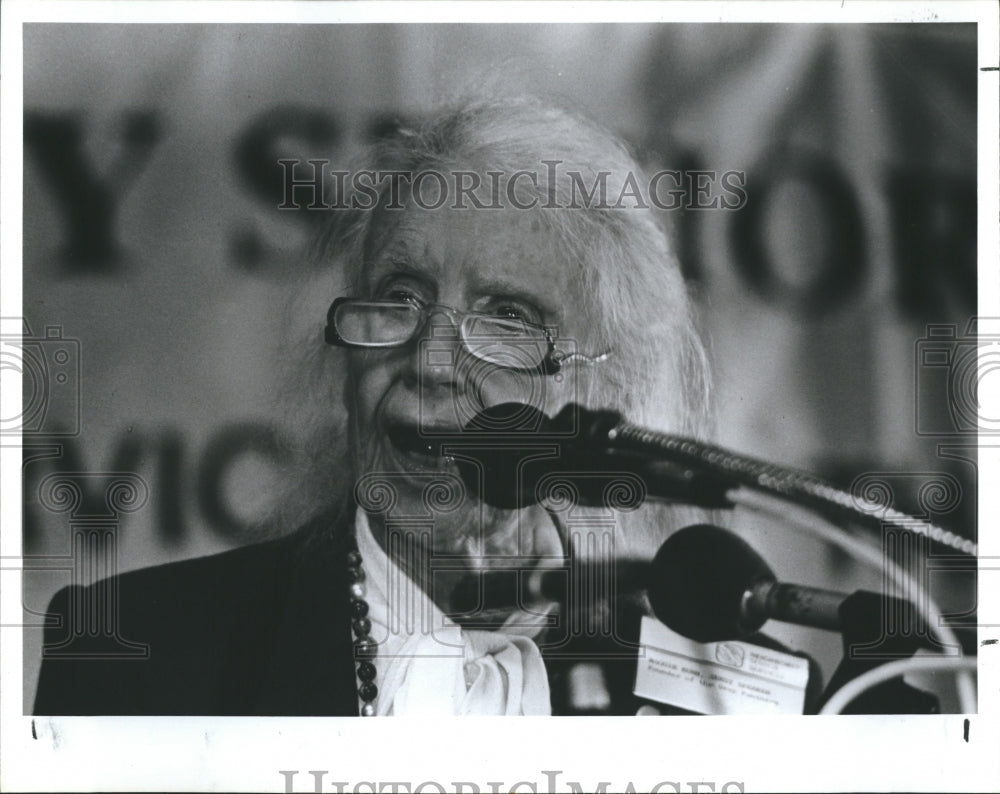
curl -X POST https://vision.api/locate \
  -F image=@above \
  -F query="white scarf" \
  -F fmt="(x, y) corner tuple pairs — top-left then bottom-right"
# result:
(354, 509), (552, 715)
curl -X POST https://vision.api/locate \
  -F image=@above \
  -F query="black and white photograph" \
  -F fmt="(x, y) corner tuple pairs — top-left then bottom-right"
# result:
(1, 1), (998, 791)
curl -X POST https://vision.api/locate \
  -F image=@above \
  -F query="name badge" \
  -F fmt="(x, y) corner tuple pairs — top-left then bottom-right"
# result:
(633, 616), (809, 715)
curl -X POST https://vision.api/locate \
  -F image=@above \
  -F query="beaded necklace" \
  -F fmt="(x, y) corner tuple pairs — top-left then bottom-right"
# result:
(347, 546), (378, 716)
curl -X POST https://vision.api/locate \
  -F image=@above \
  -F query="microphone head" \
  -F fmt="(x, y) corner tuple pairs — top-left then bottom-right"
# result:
(647, 524), (776, 643)
(452, 402), (628, 510)
(452, 403), (556, 510)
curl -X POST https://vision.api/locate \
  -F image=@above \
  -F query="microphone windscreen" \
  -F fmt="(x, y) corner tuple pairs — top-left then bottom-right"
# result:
(647, 524), (775, 643)
(453, 402), (629, 510)
(453, 403), (555, 509)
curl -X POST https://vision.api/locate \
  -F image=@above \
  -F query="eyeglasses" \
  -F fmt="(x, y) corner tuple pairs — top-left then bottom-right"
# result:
(325, 297), (564, 374)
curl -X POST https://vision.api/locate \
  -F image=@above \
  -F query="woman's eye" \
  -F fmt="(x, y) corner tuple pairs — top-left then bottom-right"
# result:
(489, 302), (540, 325)
(380, 285), (423, 305)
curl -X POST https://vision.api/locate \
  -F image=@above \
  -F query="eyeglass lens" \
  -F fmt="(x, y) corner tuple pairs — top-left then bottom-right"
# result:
(334, 302), (419, 345)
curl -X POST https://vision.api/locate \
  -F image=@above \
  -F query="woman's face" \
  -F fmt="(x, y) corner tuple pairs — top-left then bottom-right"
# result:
(347, 200), (593, 562)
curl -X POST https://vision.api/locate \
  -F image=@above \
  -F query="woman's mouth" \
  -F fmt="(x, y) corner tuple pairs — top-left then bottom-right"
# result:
(384, 422), (460, 473)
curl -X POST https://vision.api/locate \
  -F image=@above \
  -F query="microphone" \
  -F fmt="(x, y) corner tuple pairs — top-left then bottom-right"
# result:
(453, 404), (978, 559)
(449, 403), (734, 510)
(446, 558), (650, 625)
(647, 524), (847, 643)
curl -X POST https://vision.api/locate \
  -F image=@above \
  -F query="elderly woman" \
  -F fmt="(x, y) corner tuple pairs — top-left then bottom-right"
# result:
(34, 96), (711, 716)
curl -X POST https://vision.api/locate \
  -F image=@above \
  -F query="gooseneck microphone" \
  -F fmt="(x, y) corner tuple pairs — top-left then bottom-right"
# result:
(452, 403), (976, 557)
(646, 524), (847, 643)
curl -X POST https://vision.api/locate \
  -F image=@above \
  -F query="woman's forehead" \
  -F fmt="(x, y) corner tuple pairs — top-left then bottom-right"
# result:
(362, 205), (588, 313)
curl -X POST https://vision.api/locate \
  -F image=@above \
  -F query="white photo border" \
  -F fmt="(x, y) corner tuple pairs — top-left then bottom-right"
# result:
(2, 2), (998, 792)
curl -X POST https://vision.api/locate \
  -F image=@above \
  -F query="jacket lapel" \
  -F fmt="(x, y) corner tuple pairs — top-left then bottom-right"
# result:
(252, 507), (359, 716)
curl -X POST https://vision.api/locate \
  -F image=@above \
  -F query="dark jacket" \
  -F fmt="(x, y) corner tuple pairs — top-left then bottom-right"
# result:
(34, 511), (359, 716)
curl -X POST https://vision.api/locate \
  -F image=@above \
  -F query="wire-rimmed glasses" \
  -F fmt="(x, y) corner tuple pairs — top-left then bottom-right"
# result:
(324, 297), (564, 374)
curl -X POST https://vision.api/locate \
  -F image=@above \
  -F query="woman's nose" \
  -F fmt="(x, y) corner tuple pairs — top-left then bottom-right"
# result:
(410, 307), (465, 388)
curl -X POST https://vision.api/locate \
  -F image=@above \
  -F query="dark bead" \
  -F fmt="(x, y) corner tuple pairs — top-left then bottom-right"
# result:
(352, 618), (372, 637)
(351, 599), (369, 618)
(347, 550), (363, 568)
(347, 566), (366, 583)
(358, 682), (378, 702)
(357, 661), (377, 682)
(354, 637), (378, 659)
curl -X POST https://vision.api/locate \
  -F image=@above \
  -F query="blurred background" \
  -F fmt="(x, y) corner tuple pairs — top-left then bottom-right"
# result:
(17, 23), (979, 706)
